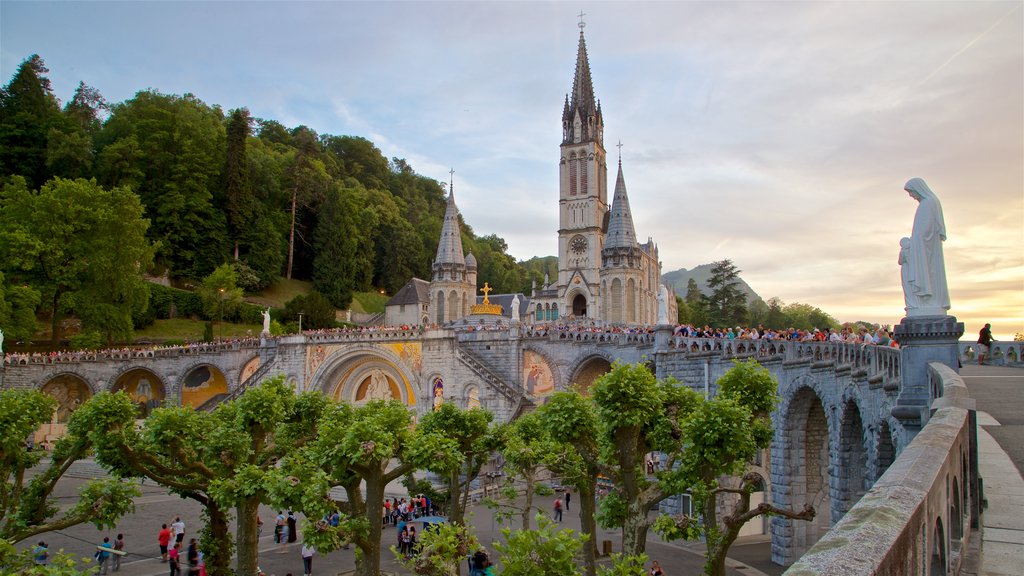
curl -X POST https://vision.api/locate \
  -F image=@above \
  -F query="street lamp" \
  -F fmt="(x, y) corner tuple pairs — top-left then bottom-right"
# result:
(218, 288), (225, 341)
(297, 312), (303, 334)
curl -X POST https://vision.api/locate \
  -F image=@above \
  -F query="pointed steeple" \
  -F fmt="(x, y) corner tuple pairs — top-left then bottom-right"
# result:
(433, 176), (465, 267)
(562, 22), (603, 145)
(605, 152), (637, 249)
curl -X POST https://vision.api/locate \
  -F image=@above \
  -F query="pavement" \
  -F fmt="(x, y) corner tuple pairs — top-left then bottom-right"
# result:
(15, 472), (780, 576)
(959, 364), (1024, 576)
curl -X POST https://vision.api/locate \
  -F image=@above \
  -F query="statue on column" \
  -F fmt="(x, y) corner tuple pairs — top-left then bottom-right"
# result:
(510, 294), (521, 322)
(261, 308), (272, 335)
(900, 178), (951, 316)
(657, 285), (669, 325)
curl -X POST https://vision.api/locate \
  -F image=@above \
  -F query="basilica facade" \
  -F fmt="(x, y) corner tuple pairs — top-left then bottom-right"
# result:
(385, 25), (674, 327)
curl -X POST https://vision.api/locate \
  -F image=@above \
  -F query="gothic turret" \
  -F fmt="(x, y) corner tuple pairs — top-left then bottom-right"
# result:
(433, 185), (465, 271)
(605, 158), (637, 249)
(562, 28), (604, 146)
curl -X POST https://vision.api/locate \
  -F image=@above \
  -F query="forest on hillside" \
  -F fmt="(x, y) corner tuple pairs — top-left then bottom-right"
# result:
(0, 54), (556, 344)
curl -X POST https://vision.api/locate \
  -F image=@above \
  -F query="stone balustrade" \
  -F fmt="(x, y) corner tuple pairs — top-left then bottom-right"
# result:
(958, 340), (1023, 366)
(783, 362), (976, 576)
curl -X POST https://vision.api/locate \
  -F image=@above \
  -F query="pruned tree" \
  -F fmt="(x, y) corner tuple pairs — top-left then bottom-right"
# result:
(489, 411), (557, 531)
(0, 389), (138, 545)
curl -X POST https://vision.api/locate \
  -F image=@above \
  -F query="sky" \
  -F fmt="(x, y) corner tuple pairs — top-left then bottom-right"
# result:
(2, 1), (1022, 339)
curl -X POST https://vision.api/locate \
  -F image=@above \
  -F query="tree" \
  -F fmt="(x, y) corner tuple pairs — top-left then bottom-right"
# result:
(393, 519), (479, 576)
(82, 377), (325, 576)
(0, 55), (63, 188)
(539, 391), (603, 576)
(652, 359), (816, 576)
(312, 185), (370, 308)
(284, 127), (330, 279)
(281, 291), (336, 330)
(416, 403), (497, 528)
(705, 259), (747, 328)
(684, 278), (710, 327)
(224, 108), (255, 260)
(301, 399), (430, 576)
(0, 389), (138, 545)
(197, 264), (244, 325)
(491, 412), (557, 531)
(0, 271), (41, 342)
(0, 177), (154, 346)
(493, 514), (588, 576)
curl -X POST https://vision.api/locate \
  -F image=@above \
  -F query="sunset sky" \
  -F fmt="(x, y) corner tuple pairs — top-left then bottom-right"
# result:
(3, 1), (1021, 339)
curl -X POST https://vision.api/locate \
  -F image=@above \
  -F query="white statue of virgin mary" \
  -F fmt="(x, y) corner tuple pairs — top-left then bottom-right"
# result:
(901, 178), (951, 316)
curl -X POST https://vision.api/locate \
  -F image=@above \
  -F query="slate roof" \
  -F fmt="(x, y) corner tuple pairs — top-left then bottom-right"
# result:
(386, 278), (431, 306)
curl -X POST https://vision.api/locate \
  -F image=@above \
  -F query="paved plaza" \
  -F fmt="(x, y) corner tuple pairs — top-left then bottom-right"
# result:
(16, 472), (779, 576)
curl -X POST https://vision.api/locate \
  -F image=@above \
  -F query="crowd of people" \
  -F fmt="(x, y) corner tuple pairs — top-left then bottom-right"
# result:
(2, 337), (263, 365)
(672, 323), (900, 347)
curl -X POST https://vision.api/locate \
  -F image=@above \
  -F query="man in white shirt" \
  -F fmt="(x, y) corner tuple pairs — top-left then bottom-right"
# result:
(171, 517), (185, 545)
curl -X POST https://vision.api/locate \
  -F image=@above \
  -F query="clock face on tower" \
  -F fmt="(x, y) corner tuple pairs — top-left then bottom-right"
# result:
(570, 235), (588, 255)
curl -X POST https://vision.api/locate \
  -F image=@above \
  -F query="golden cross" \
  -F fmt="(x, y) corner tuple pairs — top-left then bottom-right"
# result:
(480, 282), (493, 304)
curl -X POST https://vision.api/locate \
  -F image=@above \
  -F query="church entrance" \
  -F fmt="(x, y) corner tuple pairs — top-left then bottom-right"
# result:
(572, 294), (587, 317)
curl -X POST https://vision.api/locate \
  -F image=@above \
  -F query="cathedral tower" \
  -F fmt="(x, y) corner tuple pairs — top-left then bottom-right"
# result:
(557, 23), (608, 318)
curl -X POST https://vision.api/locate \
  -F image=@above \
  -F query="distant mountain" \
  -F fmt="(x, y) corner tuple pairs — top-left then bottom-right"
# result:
(662, 263), (761, 304)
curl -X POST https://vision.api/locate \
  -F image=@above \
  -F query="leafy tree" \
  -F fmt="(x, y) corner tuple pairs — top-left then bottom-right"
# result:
(281, 291), (336, 330)
(393, 519), (479, 576)
(493, 513), (588, 576)
(597, 553), (649, 576)
(224, 108), (255, 260)
(82, 378), (325, 576)
(0, 271), (41, 342)
(197, 264), (244, 323)
(313, 185), (370, 308)
(300, 399), (433, 576)
(652, 359), (815, 576)
(705, 259), (747, 328)
(0, 177), (153, 346)
(0, 55), (63, 188)
(491, 412), (556, 531)
(684, 278), (710, 326)
(0, 542), (98, 574)
(539, 391), (603, 576)
(95, 90), (228, 278)
(783, 302), (839, 331)
(0, 389), (138, 545)
(416, 403), (497, 527)
(284, 127), (330, 279)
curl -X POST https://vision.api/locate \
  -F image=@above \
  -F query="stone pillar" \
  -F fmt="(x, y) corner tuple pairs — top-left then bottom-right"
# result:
(892, 315), (963, 438)
(654, 324), (673, 352)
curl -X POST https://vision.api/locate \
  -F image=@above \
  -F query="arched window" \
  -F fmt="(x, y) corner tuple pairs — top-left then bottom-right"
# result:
(551, 303), (559, 320)
(569, 153), (578, 196)
(579, 156), (588, 196)
(435, 291), (445, 324)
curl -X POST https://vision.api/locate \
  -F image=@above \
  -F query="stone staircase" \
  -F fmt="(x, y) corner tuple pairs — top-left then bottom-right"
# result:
(199, 343), (279, 410)
(455, 346), (530, 415)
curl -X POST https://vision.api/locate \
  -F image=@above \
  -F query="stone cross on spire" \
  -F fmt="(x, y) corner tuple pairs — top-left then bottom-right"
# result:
(578, 10), (586, 29)
(449, 167), (455, 193)
(480, 282), (493, 304)
(617, 140), (623, 164)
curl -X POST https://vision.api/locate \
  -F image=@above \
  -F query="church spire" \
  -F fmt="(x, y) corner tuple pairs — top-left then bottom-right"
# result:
(605, 147), (637, 249)
(433, 170), (466, 267)
(562, 16), (603, 145)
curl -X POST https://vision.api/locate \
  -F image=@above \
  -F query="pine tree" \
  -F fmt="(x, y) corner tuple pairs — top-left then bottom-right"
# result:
(706, 259), (747, 328)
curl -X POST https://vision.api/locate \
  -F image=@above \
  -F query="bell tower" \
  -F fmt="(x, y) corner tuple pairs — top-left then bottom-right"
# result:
(557, 15), (607, 318)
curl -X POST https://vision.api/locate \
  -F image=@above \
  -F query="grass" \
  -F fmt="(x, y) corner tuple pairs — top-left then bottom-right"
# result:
(352, 290), (389, 314)
(134, 318), (262, 343)
(245, 277), (314, 308)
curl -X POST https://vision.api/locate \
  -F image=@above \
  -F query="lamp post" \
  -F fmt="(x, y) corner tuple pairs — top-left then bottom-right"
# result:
(297, 312), (303, 334)
(218, 287), (225, 341)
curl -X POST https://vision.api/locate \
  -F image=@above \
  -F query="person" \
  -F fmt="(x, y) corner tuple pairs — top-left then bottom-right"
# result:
(287, 510), (297, 543)
(276, 510), (290, 553)
(564, 489), (571, 511)
(171, 516), (186, 545)
(408, 525), (418, 556)
(168, 542), (181, 576)
(553, 496), (563, 522)
(158, 523), (172, 562)
(301, 542), (315, 576)
(470, 549), (491, 576)
(186, 538), (200, 576)
(901, 178), (950, 316)
(274, 510), (286, 544)
(32, 541), (49, 565)
(649, 559), (664, 576)
(113, 533), (125, 571)
(978, 323), (994, 365)
(96, 536), (114, 575)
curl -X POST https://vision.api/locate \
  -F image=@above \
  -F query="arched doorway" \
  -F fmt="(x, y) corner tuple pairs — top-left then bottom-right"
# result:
(316, 350), (417, 408)
(572, 356), (612, 395)
(572, 294), (587, 317)
(837, 400), (867, 519)
(180, 365), (229, 409)
(37, 374), (92, 446)
(874, 420), (896, 482)
(111, 368), (166, 418)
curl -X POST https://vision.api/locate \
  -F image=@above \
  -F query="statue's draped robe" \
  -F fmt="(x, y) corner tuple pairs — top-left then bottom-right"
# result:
(904, 178), (951, 315)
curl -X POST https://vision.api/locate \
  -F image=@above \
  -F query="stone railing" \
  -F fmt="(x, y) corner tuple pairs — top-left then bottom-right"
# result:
(1, 340), (263, 365)
(958, 340), (1023, 366)
(302, 327), (426, 343)
(783, 363), (976, 576)
(670, 338), (901, 386)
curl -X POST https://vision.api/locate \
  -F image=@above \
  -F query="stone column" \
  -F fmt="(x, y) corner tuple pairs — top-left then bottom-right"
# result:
(892, 315), (963, 439)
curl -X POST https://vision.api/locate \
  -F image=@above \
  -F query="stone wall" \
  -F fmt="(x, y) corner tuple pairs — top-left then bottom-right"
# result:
(782, 363), (975, 575)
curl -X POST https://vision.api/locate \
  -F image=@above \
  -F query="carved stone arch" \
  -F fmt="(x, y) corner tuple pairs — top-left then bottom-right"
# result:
(771, 383), (832, 565)
(836, 397), (869, 519)
(873, 410), (898, 481)
(520, 345), (561, 397)
(425, 372), (446, 411)
(567, 352), (614, 395)
(38, 372), (94, 423)
(310, 345), (418, 408)
(178, 363), (230, 409)
(110, 366), (167, 418)
(238, 354), (262, 386)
